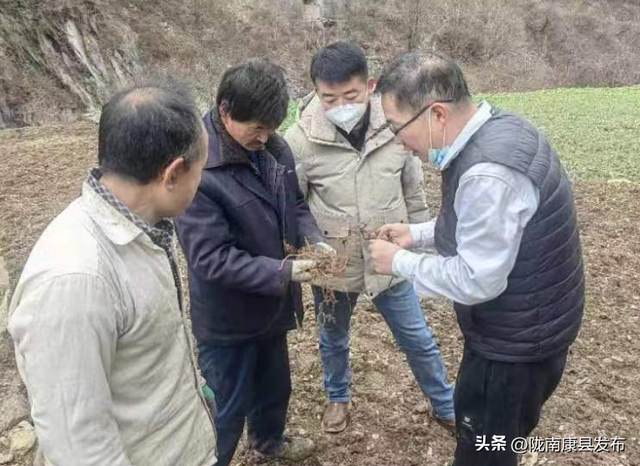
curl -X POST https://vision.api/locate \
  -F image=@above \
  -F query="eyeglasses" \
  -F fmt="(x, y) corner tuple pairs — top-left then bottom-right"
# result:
(388, 99), (455, 136)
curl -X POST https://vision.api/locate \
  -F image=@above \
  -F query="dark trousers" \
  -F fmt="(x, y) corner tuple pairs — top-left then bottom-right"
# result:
(198, 334), (291, 466)
(453, 347), (568, 466)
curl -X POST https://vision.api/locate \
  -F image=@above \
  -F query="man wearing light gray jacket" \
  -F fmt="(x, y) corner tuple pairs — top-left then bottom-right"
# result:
(285, 41), (455, 434)
(9, 85), (216, 466)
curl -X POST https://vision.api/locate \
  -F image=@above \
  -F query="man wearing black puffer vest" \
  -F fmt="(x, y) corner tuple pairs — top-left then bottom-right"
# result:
(369, 51), (585, 466)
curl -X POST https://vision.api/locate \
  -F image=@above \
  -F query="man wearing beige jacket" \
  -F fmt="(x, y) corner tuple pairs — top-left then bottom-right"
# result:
(285, 41), (454, 434)
(9, 85), (216, 466)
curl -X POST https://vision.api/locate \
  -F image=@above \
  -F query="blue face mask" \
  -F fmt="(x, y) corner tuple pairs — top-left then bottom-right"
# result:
(428, 147), (449, 166)
(427, 108), (449, 169)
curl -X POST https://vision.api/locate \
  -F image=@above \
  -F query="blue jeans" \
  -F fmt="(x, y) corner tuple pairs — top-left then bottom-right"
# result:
(198, 334), (291, 466)
(313, 281), (455, 419)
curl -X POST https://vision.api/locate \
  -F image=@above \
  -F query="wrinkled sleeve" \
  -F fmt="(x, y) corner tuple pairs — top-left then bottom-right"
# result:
(401, 154), (430, 223)
(284, 126), (323, 246)
(293, 171), (323, 247)
(409, 220), (437, 250)
(392, 169), (538, 305)
(284, 125), (309, 199)
(9, 274), (131, 466)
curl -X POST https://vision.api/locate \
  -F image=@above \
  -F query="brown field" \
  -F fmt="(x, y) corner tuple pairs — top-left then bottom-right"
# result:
(0, 124), (638, 465)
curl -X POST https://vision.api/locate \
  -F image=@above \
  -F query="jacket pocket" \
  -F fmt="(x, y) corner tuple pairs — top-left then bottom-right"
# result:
(382, 202), (409, 225)
(314, 212), (350, 239)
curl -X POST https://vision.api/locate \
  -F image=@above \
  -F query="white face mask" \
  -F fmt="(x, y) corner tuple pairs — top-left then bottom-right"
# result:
(325, 102), (368, 134)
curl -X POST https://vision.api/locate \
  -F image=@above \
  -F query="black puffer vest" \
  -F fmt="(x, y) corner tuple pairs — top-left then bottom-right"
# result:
(434, 110), (584, 362)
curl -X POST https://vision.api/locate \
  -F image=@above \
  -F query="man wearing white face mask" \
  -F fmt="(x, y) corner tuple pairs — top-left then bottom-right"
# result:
(370, 52), (584, 466)
(285, 41), (455, 435)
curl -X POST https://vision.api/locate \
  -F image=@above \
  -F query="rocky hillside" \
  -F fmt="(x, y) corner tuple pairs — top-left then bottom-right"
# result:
(1, 0), (639, 128)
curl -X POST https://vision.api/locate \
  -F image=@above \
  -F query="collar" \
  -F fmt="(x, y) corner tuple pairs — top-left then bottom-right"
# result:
(84, 169), (173, 249)
(204, 108), (288, 170)
(438, 100), (494, 170)
(205, 108), (253, 168)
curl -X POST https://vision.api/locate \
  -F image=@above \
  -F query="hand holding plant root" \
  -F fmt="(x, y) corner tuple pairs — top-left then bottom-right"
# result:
(283, 242), (348, 288)
(375, 223), (414, 249)
(365, 225), (405, 276)
(282, 242), (349, 319)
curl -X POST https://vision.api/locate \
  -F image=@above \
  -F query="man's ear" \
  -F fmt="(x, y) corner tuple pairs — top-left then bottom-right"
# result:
(367, 77), (377, 93)
(219, 102), (231, 122)
(161, 157), (186, 190)
(430, 103), (449, 124)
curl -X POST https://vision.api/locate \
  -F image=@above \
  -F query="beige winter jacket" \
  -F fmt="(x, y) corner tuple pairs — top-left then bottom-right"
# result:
(285, 93), (429, 297)
(9, 183), (216, 466)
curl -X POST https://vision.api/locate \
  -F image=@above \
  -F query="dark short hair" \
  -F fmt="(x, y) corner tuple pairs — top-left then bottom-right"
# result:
(377, 52), (471, 112)
(98, 84), (204, 184)
(310, 41), (368, 85)
(216, 58), (289, 129)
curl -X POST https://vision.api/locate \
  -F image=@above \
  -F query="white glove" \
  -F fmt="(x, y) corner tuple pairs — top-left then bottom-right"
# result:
(314, 241), (337, 255)
(290, 260), (317, 283)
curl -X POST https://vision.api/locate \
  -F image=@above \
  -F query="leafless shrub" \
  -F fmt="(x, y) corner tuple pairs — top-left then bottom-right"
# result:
(2, 0), (640, 127)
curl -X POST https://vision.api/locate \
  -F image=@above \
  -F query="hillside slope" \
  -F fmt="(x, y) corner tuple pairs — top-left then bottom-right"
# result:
(0, 0), (639, 128)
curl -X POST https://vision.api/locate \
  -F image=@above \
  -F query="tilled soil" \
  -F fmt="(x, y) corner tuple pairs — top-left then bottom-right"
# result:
(0, 124), (638, 466)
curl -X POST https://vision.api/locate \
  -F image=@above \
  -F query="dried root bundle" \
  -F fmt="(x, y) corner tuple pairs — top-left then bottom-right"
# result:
(282, 242), (349, 323)
(282, 243), (348, 284)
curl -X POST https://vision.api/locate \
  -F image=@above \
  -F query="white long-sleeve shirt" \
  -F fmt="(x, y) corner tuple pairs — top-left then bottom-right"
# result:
(392, 102), (540, 306)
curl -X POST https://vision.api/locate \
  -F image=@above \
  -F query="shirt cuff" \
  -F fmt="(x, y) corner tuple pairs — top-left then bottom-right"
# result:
(410, 221), (436, 249)
(392, 249), (422, 281)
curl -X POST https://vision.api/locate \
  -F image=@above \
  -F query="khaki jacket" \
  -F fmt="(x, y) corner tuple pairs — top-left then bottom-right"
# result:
(285, 93), (429, 297)
(9, 184), (216, 466)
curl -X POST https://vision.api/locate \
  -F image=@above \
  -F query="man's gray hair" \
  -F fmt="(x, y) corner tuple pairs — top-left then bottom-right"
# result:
(377, 52), (471, 112)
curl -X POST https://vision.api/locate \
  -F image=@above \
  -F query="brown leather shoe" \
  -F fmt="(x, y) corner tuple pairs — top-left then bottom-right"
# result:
(434, 415), (456, 435)
(322, 402), (350, 433)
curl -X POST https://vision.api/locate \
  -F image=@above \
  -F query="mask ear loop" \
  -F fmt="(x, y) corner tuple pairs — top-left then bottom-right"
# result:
(442, 122), (447, 151)
(428, 107), (434, 151)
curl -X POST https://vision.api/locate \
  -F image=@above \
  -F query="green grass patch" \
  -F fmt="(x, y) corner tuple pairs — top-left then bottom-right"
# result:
(281, 86), (640, 182)
(280, 101), (299, 135)
(480, 86), (640, 182)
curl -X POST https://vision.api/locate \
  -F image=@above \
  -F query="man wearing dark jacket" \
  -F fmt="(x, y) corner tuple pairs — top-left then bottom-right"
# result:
(176, 59), (326, 466)
(370, 52), (585, 466)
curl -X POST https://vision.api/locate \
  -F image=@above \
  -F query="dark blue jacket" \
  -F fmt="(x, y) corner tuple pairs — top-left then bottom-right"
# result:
(176, 109), (322, 344)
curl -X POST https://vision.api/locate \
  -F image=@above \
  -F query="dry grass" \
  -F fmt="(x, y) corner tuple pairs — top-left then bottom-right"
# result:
(2, 0), (640, 128)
